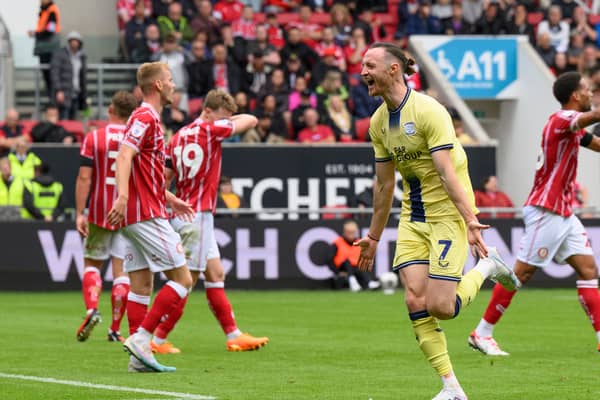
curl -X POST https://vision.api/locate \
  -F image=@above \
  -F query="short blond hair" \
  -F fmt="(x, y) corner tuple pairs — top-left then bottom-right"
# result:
(136, 62), (168, 95)
(203, 89), (237, 113)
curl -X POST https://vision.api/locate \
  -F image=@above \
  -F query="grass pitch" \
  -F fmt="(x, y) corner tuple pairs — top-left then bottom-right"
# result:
(0, 289), (598, 400)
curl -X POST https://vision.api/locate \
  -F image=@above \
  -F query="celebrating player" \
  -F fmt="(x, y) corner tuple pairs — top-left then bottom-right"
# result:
(107, 62), (194, 373)
(149, 89), (269, 354)
(469, 71), (600, 356)
(354, 43), (519, 400)
(75, 91), (138, 343)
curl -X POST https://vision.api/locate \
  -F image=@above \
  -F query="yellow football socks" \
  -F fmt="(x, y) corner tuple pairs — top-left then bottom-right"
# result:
(456, 269), (485, 312)
(410, 312), (453, 376)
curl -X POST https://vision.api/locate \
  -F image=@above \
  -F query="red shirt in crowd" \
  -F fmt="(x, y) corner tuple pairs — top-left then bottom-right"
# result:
(297, 125), (335, 143)
(214, 0), (244, 23)
(474, 190), (515, 219)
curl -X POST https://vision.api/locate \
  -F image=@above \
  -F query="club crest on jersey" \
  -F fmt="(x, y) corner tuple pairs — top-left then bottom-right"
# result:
(131, 120), (149, 138)
(403, 122), (416, 136)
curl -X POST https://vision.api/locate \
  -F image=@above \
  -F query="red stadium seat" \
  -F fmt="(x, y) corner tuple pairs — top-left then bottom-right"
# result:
(277, 12), (300, 26)
(374, 13), (397, 25)
(527, 12), (544, 26)
(321, 205), (353, 220)
(57, 120), (85, 142)
(188, 98), (204, 118)
(87, 119), (109, 131)
(355, 117), (370, 142)
(19, 120), (38, 138)
(254, 12), (266, 24)
(589, 14), (600, 26)
(309, 12), (331, 25)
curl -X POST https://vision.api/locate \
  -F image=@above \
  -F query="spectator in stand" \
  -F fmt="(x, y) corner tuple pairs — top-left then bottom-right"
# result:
(220, 23), (247, 68)
(474, 2), (506, 34)
(234, 91), (250, 114)
(291, 89), (315, 137)
(330, 3), (353, 46)
(354, 8), (387, 44)
(152, 33), (190, 91)
(263, 0), (301, 13)
(151, 0), (175, 18)
(554, 0), (577, 22)
(325, 94), (355, 142)
(125, 0), (155, 60)
(506, 3), (534, 45)
(157, 1), (194, 48)
(350, 79), (382, 119)
(567, 30), (585, 70)
(284, 53), (309, 91)
(536, 31), (558, 68)
(50, 31), (87, 121)
(578, 43), (598, 76)
(191, 0), (222, 44)
(22, 162), (65, 222)
(462, 0), (484, 26)
(256, 94), (287, 136)
(265, 12), (286, 49)
(187, 40), (210, 98)
(232, 5), (256, 41)
(344, 27), (368, 79)
(312, 50), (344, 91)
(0, 157), (25, 214)
(288, 77), (316, 111)
(117, 0), (152, 32)
(281, 26), (317, 72)
(404, 51), (427, 92)
(537, 5), (570, 53)
(215, 176), (250, 218)
(0, 109), (28, 158)
(552, 52), (570, 76)
(315, 27), (347, 72)
(297, 107), (335, 143)
(432, 0), (453, 23)
(8, 138), (42, 181)
(129, 23), (162, 63)
(570, 6), (596, 45)
(243, 111), (287, 143)
(474, 175), (515, 219)
(258, 68), (290, 114)
(315, 69), (349, 115)
(190, 42), (244, 97)
(30, 106), (74, 144)
(403, 0), (443, 38)
(245, 49), (272, 99)
(443, 1), (472, 35)
(247, 24), (281, 66)
(214, 0), (244, 23)
(30, 0), (61, 97)
(288, 4), (322, 49)
(448, 107), (477, 146)
(162, 90), (189, 133)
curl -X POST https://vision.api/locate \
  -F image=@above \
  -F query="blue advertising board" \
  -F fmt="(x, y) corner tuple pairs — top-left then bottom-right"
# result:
(428, 38), (518, 99)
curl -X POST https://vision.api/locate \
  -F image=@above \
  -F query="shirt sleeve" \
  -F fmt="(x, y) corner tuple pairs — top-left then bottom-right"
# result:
(423, 102), (455, 153)
(369, 114), (393, 162)
(80, 132), (94, 159)
(555, 110), (583, 133)
(211, 119), (235, 141)
(122, 114), (152, 152)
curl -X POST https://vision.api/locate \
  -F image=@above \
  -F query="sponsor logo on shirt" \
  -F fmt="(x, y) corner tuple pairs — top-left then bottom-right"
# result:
(130, 120), (149, 138)
(393, 146), (423, 162)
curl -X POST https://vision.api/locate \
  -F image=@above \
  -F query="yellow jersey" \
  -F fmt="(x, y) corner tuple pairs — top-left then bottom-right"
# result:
(369, 88), (477, 222)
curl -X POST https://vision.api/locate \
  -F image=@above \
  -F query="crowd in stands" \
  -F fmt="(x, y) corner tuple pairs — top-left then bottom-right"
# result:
(10, 0), (600, 146)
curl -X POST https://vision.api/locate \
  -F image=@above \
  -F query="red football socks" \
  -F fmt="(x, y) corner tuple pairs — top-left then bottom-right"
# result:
(82, 267), (102, 310)
(110, 276), (130, 333)
(482, 283), (517, 324)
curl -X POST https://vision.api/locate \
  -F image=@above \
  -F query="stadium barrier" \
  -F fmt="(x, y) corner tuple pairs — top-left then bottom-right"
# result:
(32, 143), (497, 213)
(2, 217), (599, 291)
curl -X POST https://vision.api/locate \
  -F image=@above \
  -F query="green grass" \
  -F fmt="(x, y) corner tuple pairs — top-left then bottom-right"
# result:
(0, 289), (598, 400)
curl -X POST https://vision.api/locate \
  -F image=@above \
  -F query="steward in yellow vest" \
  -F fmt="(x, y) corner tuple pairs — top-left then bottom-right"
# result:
(0, 157), (25, 214)
(8, 139), (42, 181)
(22, 163), (65, 221)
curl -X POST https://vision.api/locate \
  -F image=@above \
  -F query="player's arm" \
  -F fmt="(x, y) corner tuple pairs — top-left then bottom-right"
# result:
(75, 163), (92, 236)
(573, 109), (600, 130)
(580, 131), (600, 152)
(230, 114), (258, 135)
(107, 144), (137, 226)
(164, 166), (194, 220)
(431, 149), (489, 257)
(355, 159), (395, 272)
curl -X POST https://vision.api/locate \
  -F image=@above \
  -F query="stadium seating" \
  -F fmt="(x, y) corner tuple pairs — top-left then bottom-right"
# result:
(57, 120), (85, 142)
(355, 117), (370, 142)
(188, 98), (204, 118)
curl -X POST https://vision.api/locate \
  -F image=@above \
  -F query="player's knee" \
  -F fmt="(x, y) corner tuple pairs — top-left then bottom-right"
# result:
(427, 301), (455, 320)
(404, 291), (426, 311)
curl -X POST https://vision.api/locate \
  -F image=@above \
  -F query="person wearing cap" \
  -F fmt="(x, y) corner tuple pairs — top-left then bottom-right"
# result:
(402, 0), (442, 38)
(50, 31), (87, 120)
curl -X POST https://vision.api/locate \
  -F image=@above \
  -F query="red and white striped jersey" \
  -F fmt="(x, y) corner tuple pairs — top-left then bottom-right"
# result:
(120, 102), (168, 225)
(166, 117), (234, 213)
(525, 110), (586, 217)
(80, 124), (125, 230)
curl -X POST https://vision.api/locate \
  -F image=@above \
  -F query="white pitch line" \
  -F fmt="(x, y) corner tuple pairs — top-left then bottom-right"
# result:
(0, 372), (215, 400)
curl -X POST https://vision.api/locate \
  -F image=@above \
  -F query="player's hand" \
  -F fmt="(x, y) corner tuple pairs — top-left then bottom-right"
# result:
(353, 236), (378, 272)
(467, 219), (489, 258)
(107, 196), (127, 226)
(170, 196), (194, 222)
(76, 214), (89, 237)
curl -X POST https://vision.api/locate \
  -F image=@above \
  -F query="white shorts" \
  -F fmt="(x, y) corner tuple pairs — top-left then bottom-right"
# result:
(171, 212), (219, 272)
(517, 206), (593, 268)
(84, 223), (128, 261)
(120, 218), (186, 273)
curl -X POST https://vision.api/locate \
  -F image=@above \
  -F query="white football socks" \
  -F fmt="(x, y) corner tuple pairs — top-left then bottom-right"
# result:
(475, 318), (495, 338)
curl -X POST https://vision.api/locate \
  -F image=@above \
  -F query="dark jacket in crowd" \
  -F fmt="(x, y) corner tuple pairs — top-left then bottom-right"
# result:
(50, 45), (87, 111)
(187, 59), (244, 98)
